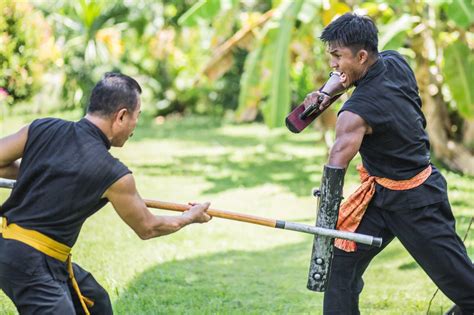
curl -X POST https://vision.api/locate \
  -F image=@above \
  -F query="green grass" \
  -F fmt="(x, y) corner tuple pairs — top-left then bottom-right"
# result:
(0, 113), (473, 314)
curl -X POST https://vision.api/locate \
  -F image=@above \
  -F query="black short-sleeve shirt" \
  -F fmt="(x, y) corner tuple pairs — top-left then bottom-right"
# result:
(338, 51), (447, 210)
(1, 118), (131, 247)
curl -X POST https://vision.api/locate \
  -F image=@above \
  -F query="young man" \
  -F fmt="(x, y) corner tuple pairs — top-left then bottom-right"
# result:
(0, 73), (212, 314)
(305, 13), (474, 314)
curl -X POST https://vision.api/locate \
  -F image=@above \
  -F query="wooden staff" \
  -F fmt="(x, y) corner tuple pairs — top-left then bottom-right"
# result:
(0, 178), (382, 247)
(143, 199), (382, 247)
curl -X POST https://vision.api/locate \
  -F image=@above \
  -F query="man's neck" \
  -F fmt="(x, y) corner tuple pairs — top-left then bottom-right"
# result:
(84, 114), (113, 143)
(365, 55), (378, 69)
(357, 55), (379, 83)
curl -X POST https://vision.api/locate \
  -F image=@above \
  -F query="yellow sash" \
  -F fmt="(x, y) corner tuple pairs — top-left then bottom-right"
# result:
(1, 218), (94, 314)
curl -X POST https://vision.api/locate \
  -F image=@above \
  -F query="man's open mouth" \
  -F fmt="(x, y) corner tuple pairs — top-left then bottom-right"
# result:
(340, 72), (347, 84)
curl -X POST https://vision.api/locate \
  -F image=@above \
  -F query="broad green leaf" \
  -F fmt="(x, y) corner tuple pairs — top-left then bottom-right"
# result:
(443, 42), (474, 117)
(237, 45), (264, 119)
(178, 0), (221, 27)
(379, 14), (418, 51)
(236, 11), (276, 121)
(261, 0), (304, 128)
(445, 0), (474, 29)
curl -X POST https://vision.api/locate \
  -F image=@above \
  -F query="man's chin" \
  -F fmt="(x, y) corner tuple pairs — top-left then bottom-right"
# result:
(342, 82), (352, 89)
(111, 140), (126, 148)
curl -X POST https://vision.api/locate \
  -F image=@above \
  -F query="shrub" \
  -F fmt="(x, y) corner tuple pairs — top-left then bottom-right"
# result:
(0, 1), (58, 106)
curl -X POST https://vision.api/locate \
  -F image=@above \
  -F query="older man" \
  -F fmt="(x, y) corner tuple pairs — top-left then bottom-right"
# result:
(0, 73), (211, 314)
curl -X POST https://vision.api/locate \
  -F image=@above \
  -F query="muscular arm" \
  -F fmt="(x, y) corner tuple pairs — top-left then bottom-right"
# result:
(103, 174), (211, 240)
(328, 111), (371, 169)
(0, 125), (29, 179)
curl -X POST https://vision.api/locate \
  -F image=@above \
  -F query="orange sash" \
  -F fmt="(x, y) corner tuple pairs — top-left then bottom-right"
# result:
(335, 164), (432, 252)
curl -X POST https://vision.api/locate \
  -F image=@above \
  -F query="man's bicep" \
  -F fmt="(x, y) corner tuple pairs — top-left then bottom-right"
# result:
(335, 111), (369, 138)
(328, 111), (368, 168)
(0, 125), (29, 166)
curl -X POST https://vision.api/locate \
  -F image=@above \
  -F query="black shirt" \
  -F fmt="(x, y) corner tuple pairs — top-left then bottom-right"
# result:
(339, 50), (447, 210)
(1, 118), (130, 247)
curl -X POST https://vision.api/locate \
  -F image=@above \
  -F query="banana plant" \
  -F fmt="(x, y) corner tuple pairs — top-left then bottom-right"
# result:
(443, 41), (473, 118)
(181, 0), (472, 142)
(182, 0), (351, 128)
(253, 0), (304, 128)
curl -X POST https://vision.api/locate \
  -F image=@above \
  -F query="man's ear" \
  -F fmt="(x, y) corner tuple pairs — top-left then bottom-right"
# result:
(113, 108), (128, 125)
(358, 50), (369, 65)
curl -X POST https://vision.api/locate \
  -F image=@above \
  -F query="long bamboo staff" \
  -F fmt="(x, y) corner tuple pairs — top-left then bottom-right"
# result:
(0, 178), (382, 247)
(143, 199), (382, 247)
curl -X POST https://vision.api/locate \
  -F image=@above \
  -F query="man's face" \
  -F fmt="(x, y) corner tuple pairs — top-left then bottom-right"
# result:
(328, 44), (366, 88)
(113, 98), (141, 147)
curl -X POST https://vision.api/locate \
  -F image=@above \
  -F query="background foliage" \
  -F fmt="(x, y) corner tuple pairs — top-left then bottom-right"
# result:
(1, 0), (471, 120)
(0, 0), (57, 106)
(2, 0), (471, 172)
(0, 1), (473, 313)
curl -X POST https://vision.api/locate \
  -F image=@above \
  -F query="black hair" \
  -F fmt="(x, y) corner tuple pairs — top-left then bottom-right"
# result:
(320, 13), (379, 56)
(87, 72), (142, 116)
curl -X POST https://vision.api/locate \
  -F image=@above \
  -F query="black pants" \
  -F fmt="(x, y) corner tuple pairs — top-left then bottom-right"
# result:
(324, 199), (474, 315)
(0, 242), (112, 314)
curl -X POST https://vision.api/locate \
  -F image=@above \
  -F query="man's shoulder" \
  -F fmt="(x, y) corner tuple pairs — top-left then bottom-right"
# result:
(380, 50), (412, 70)
(26, 118), (73, 144)
(343, 89), (377, 109)
(380, 50), (404, 61)
(32, 117), (68, 124)
(30, 117), (70, 131)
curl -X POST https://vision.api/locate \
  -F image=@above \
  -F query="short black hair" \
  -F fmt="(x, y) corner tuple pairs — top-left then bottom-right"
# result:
(320, 13), (378, 56)
(87, 72), (142, 116)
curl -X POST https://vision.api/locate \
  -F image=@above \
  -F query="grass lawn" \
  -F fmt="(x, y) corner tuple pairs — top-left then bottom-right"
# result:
(0, 113), (472, 314)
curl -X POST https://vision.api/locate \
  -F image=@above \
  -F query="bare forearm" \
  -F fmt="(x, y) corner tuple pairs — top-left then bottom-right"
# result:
(106, 174), (211, 240)
(141, 213), (195, 240)
(328, 138), (358, 169)
(0, 161), (20, 179)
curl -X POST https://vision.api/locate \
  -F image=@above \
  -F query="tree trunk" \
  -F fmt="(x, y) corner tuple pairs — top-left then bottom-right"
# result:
(413, 25), (474, 175)
(463, 119), (474, 150)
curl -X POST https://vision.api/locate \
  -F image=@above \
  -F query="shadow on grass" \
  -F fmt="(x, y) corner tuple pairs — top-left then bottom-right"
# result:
(132, 153), (361, 197)
(132, 115), (261, 147)
(112, 229), (471, 314)
(113, 241), (323, 314)
(398, 261), (418, 270)
(131, 153), (323, 196)
(127, 115), (366, 197)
